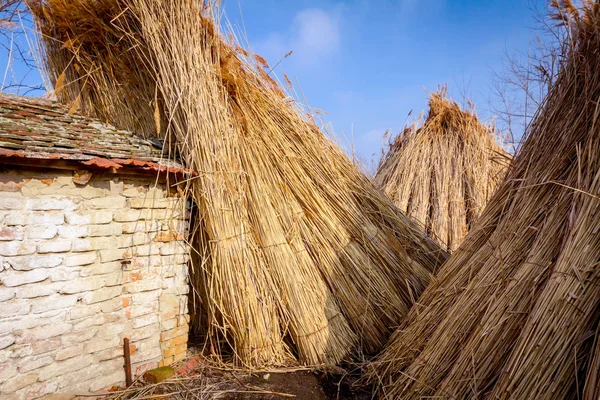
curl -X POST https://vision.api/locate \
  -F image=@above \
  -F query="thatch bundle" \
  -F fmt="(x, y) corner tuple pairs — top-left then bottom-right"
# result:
(27, 0), (447, 368)
(374, 89), (510, 252)
(368, 2), (600, 399)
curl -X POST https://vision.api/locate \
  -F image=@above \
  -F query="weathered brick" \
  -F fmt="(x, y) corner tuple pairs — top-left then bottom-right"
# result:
(0, 241), (36, 257)
(31, 294), (78, 314)
(54, 343), (84, 361)
(98, 322), (126, 338)
(0, 194), (23, 210)
(52, 365), (95, 391)
(125, 278), (162, 294)
(129, 323), (160, 342)
(154, 231), (184, 242)
(82, 287), (121, 304)
(65, 252), (96, 267)
(57, 225), (88, 239)
(0, 299), (31, 318)
(89, 223), (122, 237)
(88, 370), (123, 392)
(7, 255), (63, 271)
(80, 261), (121, 277)
(0, 226), (23, 241)
(99, 248), (125, 262)
(0, 287), (15, 302)
(37, 354), (93, 381)
(163, 343), (187, 358)
(11, 337), (61, 358)
(61, 329), (98, 347)
(59, 277), (105, 294)
(129, 244), (160, 257)
(109, 180), (124, 193)
(161, 318), (177, 331)
(159, 242), (187, 256)
(1, 373), (37, 394)
(71, 238), (92, 252)
(0, 336), (15, 350)
(112, 210), (142, 222)
(14, 380), (58, 400)
(98, 297), (123, 313)
(17, 355), (54, 373)
(73, 315), (105, 331)
(133, 314), (158, 329)
(129, 255), (162, 270)
(125, 303), (157, 319)
(132, 346), (162, 364)
(121, 187), (144, 197)
(131, 198), (177, 209)
(0, 269), (49, 287)
(28, 197), (76, 211)
(68, 303), (100, 320)
(103, 271), (123, 287)
(85, 196), (126, 210)
(121, 220), (161, 234)
(16, 282), (63, 299)
(162, 279), (189, 295)
(118, 232), (154, 248)
(0, 362), (17, 381)
(65, 211), (113, 225)
(160, 326), (188, 342)
(16, 323), (72, 344)
(48, 268), (80, 282)
(6, 212), (64, 226)
(131, 290), (160, 305)
(89, 237), (119, 250)
(95, 345), (130, 362)
(85, 336), (119, 354)
(28, 224), (58, 239)
(38, 240), (72, 254)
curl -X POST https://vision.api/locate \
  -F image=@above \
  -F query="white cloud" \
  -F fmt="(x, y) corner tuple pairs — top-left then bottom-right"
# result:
(294, 9), (340, 58)
(255, 8), (341, 68)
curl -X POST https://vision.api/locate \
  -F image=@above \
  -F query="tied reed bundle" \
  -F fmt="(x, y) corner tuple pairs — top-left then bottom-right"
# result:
(367, 1), (600, 398)
(28, 0), (447, 368)
(374, 88), (510, 252)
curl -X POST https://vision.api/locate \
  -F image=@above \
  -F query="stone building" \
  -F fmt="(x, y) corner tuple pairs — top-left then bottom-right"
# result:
(0, 95), (192, 399)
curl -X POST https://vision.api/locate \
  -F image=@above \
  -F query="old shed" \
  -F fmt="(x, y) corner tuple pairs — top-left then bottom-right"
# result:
(0, 95), (191, 399)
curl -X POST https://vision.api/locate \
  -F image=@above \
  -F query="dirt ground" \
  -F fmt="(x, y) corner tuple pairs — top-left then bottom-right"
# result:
(99, 343), (374, 400)
(100, 364), (373, 399)
(223, 370), (372, 399)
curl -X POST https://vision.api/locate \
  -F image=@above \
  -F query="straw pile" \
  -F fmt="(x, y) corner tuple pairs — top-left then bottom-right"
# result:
(374, 88), (510, 252)
(28, 0), (447, 368)
(367, 2), (600, 398)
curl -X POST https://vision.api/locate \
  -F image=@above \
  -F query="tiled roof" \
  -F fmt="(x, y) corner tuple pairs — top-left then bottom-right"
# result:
(0, 94), (186, 175)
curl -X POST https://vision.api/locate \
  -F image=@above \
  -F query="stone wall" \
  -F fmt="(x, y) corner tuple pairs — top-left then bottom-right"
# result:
(0, 167), (190, 399)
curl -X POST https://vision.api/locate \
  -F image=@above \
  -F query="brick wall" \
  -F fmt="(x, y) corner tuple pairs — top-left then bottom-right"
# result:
(0, 168), (190, 399)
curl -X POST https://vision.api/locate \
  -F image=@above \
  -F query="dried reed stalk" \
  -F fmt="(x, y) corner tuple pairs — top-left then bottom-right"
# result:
(28, 0), (447, 368)
(367, 2), (600, 398)
(374, 87), (510, 253)
(584, 325), (600, 400)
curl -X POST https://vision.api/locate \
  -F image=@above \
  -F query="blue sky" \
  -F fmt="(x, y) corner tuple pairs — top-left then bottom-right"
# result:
(1, 0), (547, 171)
(224, 0), (547, 170)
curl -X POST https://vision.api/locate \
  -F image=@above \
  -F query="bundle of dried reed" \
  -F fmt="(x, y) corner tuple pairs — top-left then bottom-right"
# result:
(27, 0), (447, 368)
(374, 88), (510, 252)
(367, 2), (600, 398)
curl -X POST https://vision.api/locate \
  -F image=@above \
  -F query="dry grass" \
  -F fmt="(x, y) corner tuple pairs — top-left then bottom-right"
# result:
(98, 364), (299, 399)
(367, 2), (600, 399)
(374, 87), (510, 252)
(27, 0), (447, 368)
